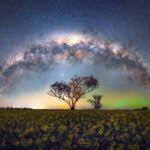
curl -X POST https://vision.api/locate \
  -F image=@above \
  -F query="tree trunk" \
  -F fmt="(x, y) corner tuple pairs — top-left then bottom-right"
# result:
(70, 106), (75, 110)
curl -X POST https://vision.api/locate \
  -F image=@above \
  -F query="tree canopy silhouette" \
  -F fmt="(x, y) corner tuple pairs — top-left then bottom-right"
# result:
(88, 95), (103, 110)
(48, 75), (99, 110)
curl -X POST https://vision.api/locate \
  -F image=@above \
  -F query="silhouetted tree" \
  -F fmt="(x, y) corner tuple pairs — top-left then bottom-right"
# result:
(48, 75), (99, 110)
(88, 95), (103, 110)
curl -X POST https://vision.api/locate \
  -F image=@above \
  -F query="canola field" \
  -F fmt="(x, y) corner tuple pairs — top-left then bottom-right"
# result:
(0, 109), (149, 149)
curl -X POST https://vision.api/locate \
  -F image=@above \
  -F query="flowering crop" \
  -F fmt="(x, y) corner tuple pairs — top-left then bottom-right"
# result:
(0, 109), (149, 149)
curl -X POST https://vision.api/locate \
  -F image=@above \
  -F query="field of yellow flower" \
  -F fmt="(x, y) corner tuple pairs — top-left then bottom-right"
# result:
(0, 109), (149, 149)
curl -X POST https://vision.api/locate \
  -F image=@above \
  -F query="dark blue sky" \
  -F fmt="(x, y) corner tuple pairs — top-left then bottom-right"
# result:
(0, 0), (150, 61)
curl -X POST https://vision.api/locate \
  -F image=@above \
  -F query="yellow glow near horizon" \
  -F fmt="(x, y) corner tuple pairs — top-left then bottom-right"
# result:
(0, 89), (149, 109)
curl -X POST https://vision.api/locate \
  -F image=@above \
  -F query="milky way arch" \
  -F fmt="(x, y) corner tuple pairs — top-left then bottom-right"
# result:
(0, 32), (150, 94)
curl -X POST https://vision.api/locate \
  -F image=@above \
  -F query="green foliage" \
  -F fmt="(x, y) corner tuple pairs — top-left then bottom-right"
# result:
(0, 109), (149, 149)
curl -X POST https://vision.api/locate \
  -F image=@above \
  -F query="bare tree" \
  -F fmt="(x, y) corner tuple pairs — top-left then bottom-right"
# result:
(88, 95), (103, 110)
(48, 75), (99, 110)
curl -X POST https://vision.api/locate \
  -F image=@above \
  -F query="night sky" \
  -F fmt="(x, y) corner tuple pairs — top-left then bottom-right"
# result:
(0, 0), (150, 109)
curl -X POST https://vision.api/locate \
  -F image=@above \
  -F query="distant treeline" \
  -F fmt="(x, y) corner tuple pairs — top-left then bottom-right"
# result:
(0, 107), (149, 110)
(0, 107), (32, 110)
(134, 107), (149, 110)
